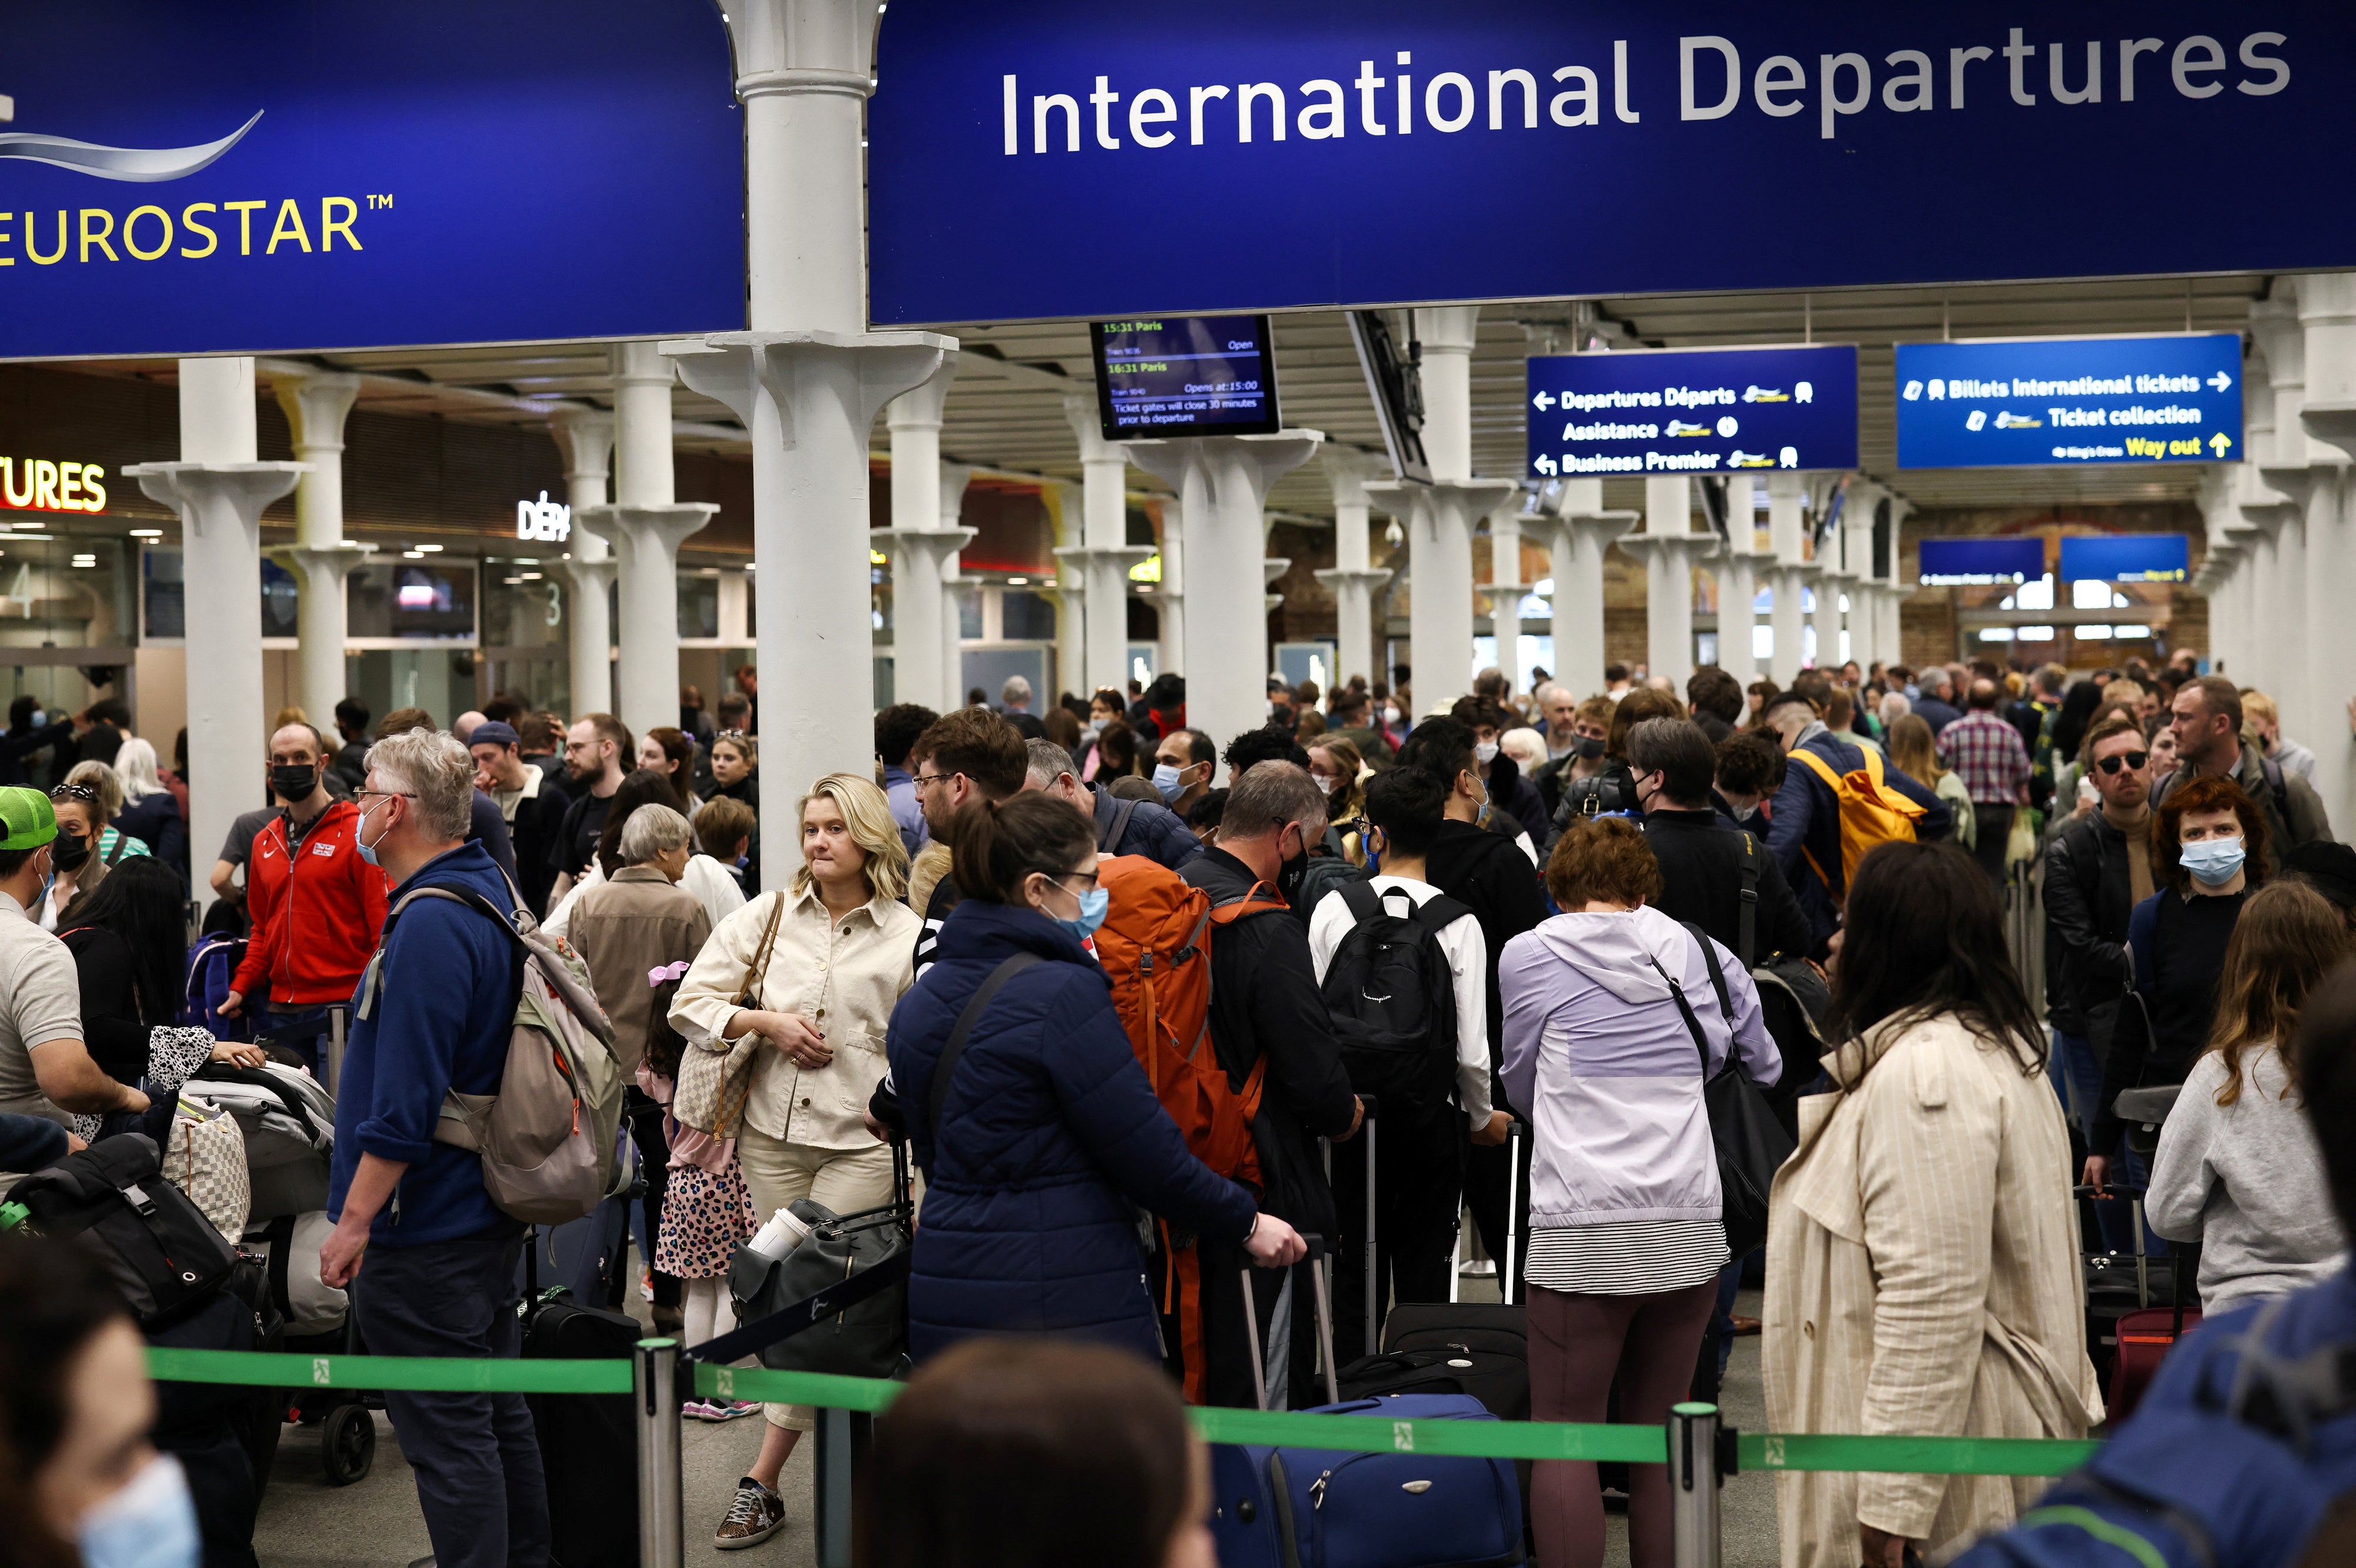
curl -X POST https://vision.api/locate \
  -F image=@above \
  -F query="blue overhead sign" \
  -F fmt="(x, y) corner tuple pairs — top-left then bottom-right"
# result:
(0, 1), (744, 360)
(867, 4), (2356, 325)
(1918, 537), (2046, 586)
(1894, 336), (2244, 469)
(1524, 346), (1857, 478)
(2059, 533), (2190, 583)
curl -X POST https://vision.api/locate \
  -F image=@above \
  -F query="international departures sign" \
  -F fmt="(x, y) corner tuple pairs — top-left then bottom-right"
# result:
(0, 1), (744, 360)
(867, 2), (2356, 325)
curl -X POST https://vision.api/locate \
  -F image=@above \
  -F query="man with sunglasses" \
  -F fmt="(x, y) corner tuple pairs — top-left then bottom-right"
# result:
(2044, 710), (2156, 1177)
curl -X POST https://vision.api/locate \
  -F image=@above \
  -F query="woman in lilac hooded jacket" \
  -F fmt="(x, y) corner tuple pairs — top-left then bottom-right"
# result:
(1500, 818), (1779, 1568)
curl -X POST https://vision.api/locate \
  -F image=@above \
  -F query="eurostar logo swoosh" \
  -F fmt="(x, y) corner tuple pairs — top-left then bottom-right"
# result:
(0, 110), (263, 183)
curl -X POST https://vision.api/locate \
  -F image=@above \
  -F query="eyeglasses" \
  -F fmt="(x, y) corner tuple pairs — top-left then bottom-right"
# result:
(353, 789), (418, 803)
(911, 770), (955, 794)
(2094, 752), (2150, 776)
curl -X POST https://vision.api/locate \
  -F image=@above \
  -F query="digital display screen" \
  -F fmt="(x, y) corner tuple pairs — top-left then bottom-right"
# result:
(1895, 335), (2243, 469)
(1524, 345), (1857, 479)
(1917, 537), (2046, 586)
(1092, 315), (1280, 438)
(2058, 533), (2190, 584)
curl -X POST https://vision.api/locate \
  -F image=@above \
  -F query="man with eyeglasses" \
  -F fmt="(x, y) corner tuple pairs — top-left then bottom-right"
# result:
(904, 707), (1029, 981)
(2044, 710), (2156, 1194)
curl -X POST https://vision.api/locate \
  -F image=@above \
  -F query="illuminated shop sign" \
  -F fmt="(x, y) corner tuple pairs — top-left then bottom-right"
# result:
(0, 457), (108, 512)
(515, 491), (571, 542)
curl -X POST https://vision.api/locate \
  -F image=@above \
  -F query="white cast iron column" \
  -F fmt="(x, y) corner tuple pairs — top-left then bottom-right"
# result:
(1764, 471), (1818, 684)
(2297, 272), (2356, 832)
(1619, 475), (1705, 689)
(271, 369), (366, 721)
(2251, 289), (2314, 744)
(126, 358), (303, 913)
(1546, 479), (1640, 699)
(1054, 393), (1154, 697)
(550, 407), (617, 716)
(1313, 446), (1392, 689)
(1156, 496), (1186, 679)
(1478, 496), (1534, 690)
(665, 0), (954, 887)
(1711, 474), (1776, 684)
(876, 355), (971, 713)
(575, 342), (717, 744)
(1129, 433), (1324, 763)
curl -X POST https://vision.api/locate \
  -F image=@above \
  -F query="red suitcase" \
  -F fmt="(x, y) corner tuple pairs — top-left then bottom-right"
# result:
(2106, 1302), (2201, 1425)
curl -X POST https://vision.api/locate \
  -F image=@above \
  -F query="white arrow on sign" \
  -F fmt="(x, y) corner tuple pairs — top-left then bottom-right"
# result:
(2209, 432), (2234, 456)
(1531, 392), (1555, 411)
(1533, 454), (1558, 475)
(2208, 371), (2232, 392)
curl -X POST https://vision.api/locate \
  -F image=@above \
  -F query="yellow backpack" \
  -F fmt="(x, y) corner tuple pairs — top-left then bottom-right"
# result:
(1787, 745), (1927, 899)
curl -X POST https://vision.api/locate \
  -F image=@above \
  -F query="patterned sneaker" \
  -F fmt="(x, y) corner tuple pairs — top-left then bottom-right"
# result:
(712, 1401), (762, 1422)
(715, 1477), (785, 1549)
(680, 1400), (721, 1422)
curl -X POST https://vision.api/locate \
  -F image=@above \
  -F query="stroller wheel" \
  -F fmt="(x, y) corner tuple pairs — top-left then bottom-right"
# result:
(322, 1401), (375, 1486)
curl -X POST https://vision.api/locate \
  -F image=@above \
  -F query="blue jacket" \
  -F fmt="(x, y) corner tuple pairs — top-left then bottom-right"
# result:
(1765, 727), (1951, 952)
(1091, 785), (1203, 872)
(327, 840), (521, 1247)
(886, 897), (1255, 1363)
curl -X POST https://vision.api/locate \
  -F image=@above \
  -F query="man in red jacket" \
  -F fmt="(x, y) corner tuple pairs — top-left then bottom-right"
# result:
(220, 722), (389, 1074)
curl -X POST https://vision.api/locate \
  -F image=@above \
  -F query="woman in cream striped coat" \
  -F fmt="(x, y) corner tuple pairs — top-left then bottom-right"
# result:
(1765, 843), (2101, 1568)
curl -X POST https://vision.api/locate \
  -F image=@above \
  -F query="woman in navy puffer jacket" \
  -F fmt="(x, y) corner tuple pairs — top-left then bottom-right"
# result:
(888, 792), (1306, 1363)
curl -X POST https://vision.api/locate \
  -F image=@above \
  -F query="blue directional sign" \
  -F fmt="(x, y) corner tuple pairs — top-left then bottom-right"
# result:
(2059, 533), (2190, 584)
(1895, 336), (2242, 469)
(868, 2), (2356, 326)
(0, 1), (743, 359)
(1918, 538), (2045, 587)
(1525, 346), (1857, 479)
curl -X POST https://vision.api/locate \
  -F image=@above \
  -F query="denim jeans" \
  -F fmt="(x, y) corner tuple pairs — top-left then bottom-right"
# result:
(353, 1224), (549, 1568)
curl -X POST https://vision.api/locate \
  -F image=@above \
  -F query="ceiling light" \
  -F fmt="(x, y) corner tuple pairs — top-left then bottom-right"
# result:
(1006, 575), (1028, 585)
(402, 550), (426, 559)
(129, 529), (164, 539)
(502, 576), (525, 585)
(412, 542), (444, 553)
(520, 572), (544, 581)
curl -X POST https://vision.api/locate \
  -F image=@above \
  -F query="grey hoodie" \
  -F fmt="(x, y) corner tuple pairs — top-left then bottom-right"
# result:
(1500, 905), (1780, 1229)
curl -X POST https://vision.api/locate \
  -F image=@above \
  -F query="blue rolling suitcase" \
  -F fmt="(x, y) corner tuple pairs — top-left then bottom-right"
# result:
(1211, 1245), (1523, 1567)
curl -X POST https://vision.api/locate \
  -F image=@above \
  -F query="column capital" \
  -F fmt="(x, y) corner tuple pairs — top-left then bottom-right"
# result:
(267, 369), (362, 456)
(574, 501), (720, 555)
(1320, 444), (1385, 508)
(1053, 543), (1156, 570)
(124, 462), (306, 527)
(1127, 429), (1326, 505)
(1554, 508), (1641, 546)
(560, 554), (619, 591)
(664, 330), (958, 435)
(878, 525), (978, 556)
(1412, 305), (1481, 356)
(2298, 272), (2356, 461)
(1315, 567), (1395, 590)
(720, 0), (882, 94)
(280, 539), (370, 583)
(889, 352), (961, 435)
(550, 406), (616, 491)
(1063, 391), (1126, 467)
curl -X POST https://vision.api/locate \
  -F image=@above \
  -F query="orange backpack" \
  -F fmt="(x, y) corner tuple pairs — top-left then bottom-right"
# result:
(1091, 854), (1289, 1401)
(1787, 745), (1928, 898)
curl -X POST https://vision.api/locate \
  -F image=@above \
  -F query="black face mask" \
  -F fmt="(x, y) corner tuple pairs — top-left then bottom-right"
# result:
(1576, 736), (1606, 760)
(52, 831), (90, 872)
(272, 764), (319, 802)
(1276, 828), (1310, 900)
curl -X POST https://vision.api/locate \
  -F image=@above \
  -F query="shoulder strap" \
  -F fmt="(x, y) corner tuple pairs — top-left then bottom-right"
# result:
(1207, 879), (1288, 925)
(1735, 832), (1759, 969)
(1859, 746), (1887, 789)
(1682, 921), (1734, 1024)
(1337, 876), (1383, 925)
(2261, 756), (2291, 821)
(104, 831), (131, 867)
(1098, 795), (1140, 853)
(1644, 953), (1712, 1073)
(927, 952), (1044, 1149)
(1789, 746), (1840, 789)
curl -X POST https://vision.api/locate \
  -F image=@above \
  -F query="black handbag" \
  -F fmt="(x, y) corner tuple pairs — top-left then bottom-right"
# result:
(727, 1192), (912, 1379)
(1650, 924), (1797, 1259)
(9, 1133), (240, 1327)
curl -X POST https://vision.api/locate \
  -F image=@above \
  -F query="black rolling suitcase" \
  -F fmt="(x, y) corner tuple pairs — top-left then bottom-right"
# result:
(521, 1259), (643, 1568)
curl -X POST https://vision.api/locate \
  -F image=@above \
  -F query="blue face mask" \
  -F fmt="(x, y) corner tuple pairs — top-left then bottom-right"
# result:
(79, 1454), (200, 1568)
(1053, 884), (1110, 939)
(356, 798), (391, 867)
(2180, 835), (2247, 887)
(1151, 763), (1185, 804)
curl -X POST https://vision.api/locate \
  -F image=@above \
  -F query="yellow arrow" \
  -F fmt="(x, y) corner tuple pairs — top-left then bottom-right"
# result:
(2209, 432), (2233, 456)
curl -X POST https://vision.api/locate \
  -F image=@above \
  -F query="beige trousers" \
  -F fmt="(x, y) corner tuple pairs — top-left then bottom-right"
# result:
(735, 1127), (895, 1431)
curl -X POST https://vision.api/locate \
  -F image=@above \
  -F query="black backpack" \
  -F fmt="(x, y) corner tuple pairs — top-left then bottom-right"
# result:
(6, 1133), (240, 1327)
(1318, 881), (1469, 1113)
(1729, 831), (1831, 1138)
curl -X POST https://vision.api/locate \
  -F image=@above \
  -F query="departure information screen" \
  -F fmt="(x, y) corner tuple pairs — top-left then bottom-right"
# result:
(1091, 315), (1281, 438)
(1917, 537), (2046, 586)
(2058, 533), (2190, 583)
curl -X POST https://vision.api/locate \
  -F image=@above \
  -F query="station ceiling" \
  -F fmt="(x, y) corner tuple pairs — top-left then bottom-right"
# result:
(77, 270), (2270, 527)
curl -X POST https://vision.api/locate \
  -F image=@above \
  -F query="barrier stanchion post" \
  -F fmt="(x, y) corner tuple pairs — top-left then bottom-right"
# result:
(1669, 1402), (1723, 1568)
(635, 1339), (683, 1568)
(812, 1404), (872, 1568)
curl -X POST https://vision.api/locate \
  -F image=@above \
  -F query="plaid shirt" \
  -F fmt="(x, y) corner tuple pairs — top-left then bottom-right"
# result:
(1937, 709), (2032, 805)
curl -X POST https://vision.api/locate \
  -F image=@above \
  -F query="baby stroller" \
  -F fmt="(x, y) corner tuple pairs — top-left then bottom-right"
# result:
(191, 1060), (380, 1485)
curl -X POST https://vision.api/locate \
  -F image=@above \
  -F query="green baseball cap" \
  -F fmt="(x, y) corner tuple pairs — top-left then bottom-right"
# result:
(0, 787), (57, 851)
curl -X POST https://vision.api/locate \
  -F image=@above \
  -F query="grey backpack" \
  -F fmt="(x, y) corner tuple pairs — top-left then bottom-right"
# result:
(359, 883), (622, 1225)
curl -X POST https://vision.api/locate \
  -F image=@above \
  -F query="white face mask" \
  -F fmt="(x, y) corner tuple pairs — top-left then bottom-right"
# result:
(1382, 706), (1401, 725)
(1475, 741), (1500, 765)
(1313, 775), (1336, 797)
(78, 1454), (200, 1568)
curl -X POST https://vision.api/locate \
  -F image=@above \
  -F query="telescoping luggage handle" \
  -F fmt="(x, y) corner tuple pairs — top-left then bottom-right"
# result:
(1238, 1233), (1338, 1412)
